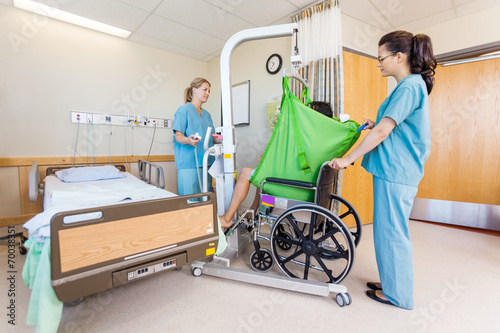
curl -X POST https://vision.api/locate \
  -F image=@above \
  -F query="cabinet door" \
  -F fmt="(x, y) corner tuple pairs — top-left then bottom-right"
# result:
(341, 50), (387, 226)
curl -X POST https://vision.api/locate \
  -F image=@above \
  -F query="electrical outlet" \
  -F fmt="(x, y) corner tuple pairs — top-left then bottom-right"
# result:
(71, 111), (87, 123)
(86, 113), (93, 124)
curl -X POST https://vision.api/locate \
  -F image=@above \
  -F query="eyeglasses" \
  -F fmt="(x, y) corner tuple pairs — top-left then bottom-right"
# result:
(377, 53), (396, 63)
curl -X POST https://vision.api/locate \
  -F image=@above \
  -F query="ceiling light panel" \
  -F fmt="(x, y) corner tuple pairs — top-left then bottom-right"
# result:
(156, 0), (255, 40)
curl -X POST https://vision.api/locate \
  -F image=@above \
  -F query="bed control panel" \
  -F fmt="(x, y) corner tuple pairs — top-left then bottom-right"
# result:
(112, 253), (187, 287)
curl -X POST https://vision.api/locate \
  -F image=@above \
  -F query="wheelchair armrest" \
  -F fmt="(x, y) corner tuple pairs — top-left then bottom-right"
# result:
(264, 177), (315, 189)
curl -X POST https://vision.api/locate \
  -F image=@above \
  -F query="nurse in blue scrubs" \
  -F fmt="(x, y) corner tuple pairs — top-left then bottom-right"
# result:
(173, 77), (221, 196)
(328, 31), (437, 310)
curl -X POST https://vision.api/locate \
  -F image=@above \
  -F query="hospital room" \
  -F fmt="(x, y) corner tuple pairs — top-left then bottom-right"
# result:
(0, 0), (499, 332)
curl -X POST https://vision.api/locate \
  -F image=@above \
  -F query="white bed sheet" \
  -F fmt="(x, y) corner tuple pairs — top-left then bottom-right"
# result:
(43, 172), (176, 209)
(25, 172), (177, 241)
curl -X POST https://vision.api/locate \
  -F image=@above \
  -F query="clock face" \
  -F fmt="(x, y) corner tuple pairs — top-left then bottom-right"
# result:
(266, 54), (282, 74)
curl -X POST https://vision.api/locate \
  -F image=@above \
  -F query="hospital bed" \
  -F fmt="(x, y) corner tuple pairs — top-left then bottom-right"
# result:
(24, 160), (219, 330)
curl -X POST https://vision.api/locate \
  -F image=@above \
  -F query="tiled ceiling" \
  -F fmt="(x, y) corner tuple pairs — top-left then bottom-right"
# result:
(3, 0), (499, 61)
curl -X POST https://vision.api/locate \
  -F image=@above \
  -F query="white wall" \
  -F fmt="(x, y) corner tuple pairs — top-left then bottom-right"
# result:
(0, 5), (207, 160)
(420, 5), (500, 56)
(0, 5), (208, 216)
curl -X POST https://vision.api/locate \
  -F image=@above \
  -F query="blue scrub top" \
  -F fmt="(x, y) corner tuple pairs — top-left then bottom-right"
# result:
(361, 74), (431, 186)
(173, 102), (215, 170)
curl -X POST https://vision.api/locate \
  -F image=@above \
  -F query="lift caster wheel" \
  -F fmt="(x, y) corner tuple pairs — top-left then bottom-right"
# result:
(192, 267), (202, 277)
(250, 249), (273, 272)
(336, 293), (352, 307)
(66, 297), (84, 307)
(19, 246), (27, 255)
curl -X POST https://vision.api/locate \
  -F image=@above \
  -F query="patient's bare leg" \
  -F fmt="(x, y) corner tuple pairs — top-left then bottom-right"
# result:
(219, 167), (253, 228)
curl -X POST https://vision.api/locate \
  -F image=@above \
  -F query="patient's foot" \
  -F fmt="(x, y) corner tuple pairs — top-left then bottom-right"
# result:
(218, 215), (233, 229)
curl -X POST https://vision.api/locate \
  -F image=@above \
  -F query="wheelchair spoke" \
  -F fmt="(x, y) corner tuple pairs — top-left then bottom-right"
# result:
(315, 226), (341, 245)
(339, 209), (353, 220)
(274, 234), (301, 247)
(312, 253), (336, 282)
(286, 215), (307, 242)
(279, 248), (303, 265)
(308, 212), (318, 240)
(318, 246), (348, 260)
(303, 255), (311, 280)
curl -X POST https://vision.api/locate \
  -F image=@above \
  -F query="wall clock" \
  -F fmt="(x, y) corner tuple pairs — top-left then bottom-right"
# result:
(266, 53), (282, 75)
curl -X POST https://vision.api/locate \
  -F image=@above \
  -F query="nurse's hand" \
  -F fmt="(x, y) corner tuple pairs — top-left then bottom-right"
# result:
(188, 134), (200, 146)
(328, 157), (351, 170)
(361, 119), (375, 130)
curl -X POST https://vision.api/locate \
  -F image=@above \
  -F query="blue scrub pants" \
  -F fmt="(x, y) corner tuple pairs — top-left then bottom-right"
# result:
(177, 168), (212, 196)
(372, 176), (418, 310)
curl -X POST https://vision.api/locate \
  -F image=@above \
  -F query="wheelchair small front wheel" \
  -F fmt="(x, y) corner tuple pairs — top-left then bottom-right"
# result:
(250, 249), (273, 272)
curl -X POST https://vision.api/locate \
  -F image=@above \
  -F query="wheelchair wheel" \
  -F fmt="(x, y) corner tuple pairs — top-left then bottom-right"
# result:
(275, 223), (293, 252)
(250, 249), (273, 272)
(329, 194), (362, 247)
(270, 204), (355, 284)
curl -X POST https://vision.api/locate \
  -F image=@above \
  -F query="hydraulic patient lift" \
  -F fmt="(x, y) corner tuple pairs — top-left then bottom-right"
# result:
(192, 24), (353, 307)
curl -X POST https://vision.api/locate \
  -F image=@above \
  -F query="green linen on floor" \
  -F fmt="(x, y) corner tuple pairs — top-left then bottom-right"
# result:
(215, 222), (227, 256)
(22, 238), (63, 333)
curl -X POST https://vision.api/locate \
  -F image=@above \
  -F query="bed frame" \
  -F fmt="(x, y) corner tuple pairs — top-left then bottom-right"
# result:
(28, 161), (219, 303)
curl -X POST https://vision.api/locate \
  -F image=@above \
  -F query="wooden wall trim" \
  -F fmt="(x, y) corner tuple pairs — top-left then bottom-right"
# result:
(0, 214), (36, 228)
(0, 155), (175, 167)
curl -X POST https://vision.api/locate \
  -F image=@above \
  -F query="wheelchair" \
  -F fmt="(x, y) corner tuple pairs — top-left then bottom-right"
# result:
(228, 162), (362, 285)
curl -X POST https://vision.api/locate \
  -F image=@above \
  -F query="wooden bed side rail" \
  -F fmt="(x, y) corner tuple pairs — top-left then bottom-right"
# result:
(50, 192), (218, 279)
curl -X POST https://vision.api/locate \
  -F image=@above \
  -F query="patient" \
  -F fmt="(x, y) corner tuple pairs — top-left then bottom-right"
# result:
(219, 101), (334, 228)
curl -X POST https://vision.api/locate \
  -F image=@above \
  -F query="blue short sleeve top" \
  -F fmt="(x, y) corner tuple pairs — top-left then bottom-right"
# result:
(173, 102), (215, 170)
(361, 74), (431, 186)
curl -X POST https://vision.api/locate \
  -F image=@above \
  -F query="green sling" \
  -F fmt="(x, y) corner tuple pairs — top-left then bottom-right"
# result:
(250, 76), (361, 202)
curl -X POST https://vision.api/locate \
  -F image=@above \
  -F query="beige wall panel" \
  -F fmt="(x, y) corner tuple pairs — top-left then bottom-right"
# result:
(417, 60), (500, 205)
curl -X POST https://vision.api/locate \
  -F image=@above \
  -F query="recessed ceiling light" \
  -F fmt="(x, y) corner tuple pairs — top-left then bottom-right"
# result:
(13, 0), (131, 38)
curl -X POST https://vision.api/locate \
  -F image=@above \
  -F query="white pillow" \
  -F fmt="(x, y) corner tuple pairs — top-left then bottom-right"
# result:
(55, 165), (126, 183)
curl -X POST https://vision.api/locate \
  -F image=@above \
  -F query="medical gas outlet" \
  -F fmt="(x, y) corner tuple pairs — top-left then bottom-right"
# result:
(70, 111), (171, 128)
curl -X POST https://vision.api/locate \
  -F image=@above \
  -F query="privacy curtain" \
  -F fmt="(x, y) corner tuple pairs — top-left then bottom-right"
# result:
(290, 0), (343, 116)
(290, 0), (346, 197)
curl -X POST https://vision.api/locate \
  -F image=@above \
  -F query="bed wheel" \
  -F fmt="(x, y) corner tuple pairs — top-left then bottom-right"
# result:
(250, 249), (273, 272)
(336, 293), (351, 307)
(19, 245), (27, 255)
(66, 297), (84, 307)
(192, 267), (202, 277)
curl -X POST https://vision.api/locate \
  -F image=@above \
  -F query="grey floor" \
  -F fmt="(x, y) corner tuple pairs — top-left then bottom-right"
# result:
(1, 220), (500, 333)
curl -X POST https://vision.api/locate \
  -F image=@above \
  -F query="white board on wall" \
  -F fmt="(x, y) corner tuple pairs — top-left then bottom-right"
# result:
(231, 80), (250, 126)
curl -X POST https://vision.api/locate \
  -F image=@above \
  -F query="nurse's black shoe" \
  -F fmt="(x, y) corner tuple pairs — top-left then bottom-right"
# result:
(367, 281), (382, 290)
(366, 290), (394, 306)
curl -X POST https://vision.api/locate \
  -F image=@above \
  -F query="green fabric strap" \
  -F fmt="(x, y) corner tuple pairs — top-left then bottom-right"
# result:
(302, 86), (313, 107)
(283, 77), (312, 176)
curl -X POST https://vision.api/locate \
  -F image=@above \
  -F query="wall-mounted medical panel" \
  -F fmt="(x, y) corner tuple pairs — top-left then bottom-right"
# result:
(70, 111), (172, 128)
